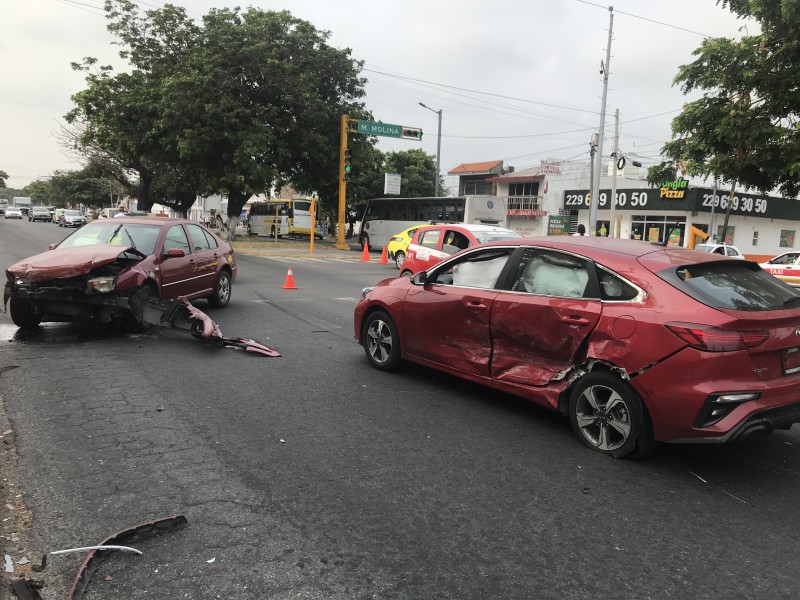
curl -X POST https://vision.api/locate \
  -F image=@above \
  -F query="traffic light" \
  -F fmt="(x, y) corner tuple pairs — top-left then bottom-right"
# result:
(401, 127), (423, 141)
(344, 148), (352, 182)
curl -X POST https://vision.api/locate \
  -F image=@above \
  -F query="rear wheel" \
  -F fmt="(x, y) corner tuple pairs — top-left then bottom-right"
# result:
(9, 297), (42, 330)
(363, 310), (401, 371)
(208, 270), (232, 308)
(360, 234), (370, 251)
(394, 250), (406, 269)
(568, 371), (652, 459)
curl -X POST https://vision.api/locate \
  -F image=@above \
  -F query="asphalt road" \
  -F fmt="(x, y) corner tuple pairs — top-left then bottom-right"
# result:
(1, 217), (799, 599)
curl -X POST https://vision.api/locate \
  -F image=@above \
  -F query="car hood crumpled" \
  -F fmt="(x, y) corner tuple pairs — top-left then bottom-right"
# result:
(7, 245), (144, 282)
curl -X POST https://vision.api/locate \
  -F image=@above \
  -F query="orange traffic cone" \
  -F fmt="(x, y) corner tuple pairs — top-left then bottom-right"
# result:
(379, 244), (389, 265)
(361, 242), (371, 262)
(281, 268), (298, 289)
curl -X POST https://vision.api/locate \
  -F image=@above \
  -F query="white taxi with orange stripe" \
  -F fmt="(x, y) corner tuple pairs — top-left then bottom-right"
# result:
(761, 252), (800, 286)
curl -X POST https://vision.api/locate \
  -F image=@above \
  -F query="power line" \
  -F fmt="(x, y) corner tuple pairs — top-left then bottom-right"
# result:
(574, 0), (713, 37)
(363, 67), (600, 115)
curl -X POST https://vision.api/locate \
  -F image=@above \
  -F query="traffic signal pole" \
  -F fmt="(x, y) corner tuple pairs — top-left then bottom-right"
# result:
(335, 114), (350, 251)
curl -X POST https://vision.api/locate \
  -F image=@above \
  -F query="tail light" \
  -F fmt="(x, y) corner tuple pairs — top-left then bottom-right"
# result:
(665, 322), (770, 352)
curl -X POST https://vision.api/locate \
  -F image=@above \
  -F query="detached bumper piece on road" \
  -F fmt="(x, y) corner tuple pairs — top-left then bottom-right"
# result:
(142, 296), (281, 357)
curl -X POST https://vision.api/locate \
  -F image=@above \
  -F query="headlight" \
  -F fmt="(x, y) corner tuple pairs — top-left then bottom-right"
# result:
(87, 276), (116, 294)
(361, 286), (375, 299)
(15, 277), (29, 286)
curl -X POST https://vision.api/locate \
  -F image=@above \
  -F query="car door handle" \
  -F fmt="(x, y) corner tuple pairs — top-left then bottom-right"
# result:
(464, 300), (488, 311)
(560, 315), (590, 325)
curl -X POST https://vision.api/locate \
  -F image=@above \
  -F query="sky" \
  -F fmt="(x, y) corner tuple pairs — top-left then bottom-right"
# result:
(1, 0), (751, 192)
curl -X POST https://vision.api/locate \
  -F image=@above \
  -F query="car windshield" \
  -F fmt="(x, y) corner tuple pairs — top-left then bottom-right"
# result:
(657, 261), (800, 311)
(65, 210), (82, 216)
(58, 222), (162, 255)
(473, 231), (524, 244)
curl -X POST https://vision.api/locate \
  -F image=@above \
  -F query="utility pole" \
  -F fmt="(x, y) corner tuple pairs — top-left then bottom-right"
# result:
(609, 108), (620, 237)
(589, 6), (614, 236)
(335, 114), (350, 250)
(419, 103), (443, 197)
(709, 176), (718, 241)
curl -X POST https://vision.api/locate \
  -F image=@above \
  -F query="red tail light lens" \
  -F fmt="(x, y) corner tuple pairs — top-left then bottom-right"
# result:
(665, 322), (770, 352)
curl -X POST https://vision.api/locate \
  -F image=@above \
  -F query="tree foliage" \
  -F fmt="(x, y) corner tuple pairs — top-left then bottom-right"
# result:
(0, 170), (8, 189)
(658, 0), (800, 199)
(67, 1), (369, 226)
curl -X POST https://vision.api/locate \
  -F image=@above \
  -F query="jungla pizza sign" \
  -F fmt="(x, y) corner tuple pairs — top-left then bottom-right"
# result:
(658, 178), (689, 199)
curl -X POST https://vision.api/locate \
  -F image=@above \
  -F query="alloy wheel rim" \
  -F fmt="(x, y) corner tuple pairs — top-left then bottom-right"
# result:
(218, 276), (230, 303)
(574, 384), (631, 451)
(367, 319), (393, 364)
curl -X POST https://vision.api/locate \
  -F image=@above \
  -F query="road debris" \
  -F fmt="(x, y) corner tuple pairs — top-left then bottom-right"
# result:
(140, 297), (281, 357)
(11, 578), (43, 600)
(689, 471), (708, 483)
(721, 489), (747, 504)
(206, 557), (216, 563)
(5, 554), (14, 572)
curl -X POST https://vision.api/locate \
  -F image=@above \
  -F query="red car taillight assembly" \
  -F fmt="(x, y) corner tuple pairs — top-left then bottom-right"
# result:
(665, 322), (770, 352)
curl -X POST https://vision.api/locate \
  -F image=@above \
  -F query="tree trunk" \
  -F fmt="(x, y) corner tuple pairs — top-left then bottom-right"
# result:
(137, 170), (155, 212)
(224, 189), (250, 242)
(719, 180), (737, 245)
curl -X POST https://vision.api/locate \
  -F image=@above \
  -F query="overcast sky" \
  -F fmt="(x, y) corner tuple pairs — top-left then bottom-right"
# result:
(1, 0), (750, 191)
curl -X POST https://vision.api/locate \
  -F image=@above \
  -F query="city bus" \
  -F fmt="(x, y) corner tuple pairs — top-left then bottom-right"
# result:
(357, 195), (507, 250)
(248, 198), (320, 238)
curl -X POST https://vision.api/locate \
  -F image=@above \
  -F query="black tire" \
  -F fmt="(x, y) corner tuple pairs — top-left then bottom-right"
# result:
(247, 223), (253, 235)
(400, 270), (412, 278)
(9, 297), (42, 330)
(360, 234), (370, 251)
(568, 371), (652, 459)
(208, 270), (232, 308)
(362, 310), (401, 371)
(394, 250), (406, 269)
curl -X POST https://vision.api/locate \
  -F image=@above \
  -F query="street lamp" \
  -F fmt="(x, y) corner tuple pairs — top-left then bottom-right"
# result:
(419, 102), (442, 197)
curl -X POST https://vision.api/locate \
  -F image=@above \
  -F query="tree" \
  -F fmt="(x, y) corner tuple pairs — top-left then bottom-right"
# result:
(0, 170), (8, 189)
(383, 149), (445, 197)
(657, 0), (800, 241)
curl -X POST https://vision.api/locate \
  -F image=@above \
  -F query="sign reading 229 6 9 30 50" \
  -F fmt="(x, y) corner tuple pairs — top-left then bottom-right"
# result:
(562, 188), (785, 218)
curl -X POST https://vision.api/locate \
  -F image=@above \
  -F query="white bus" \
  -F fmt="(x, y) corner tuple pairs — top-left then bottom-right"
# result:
(248, 198), (321, 238)
(357, 195), (507, 250)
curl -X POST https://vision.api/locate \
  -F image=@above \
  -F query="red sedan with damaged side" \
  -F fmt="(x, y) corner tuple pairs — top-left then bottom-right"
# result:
(354, 237), (800, 458)
(4, 217), (236, 331)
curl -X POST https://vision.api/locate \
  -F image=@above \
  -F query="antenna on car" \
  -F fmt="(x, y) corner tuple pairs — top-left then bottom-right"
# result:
(652, 222), (681, 247)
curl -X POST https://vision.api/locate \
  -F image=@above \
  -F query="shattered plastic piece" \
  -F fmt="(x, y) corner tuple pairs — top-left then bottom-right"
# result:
(17, 557), (30, 565)
(50, 515), (188, 600)
(139, 297), (281, 357)
(206, 557), (216, 563)
(5, 553), (14, 572)
(689, 471), (708, 484)
(157, 405), (164, 412)
(280, 439), (285, 443)
(11, 578), (43, 600)
(51, 545), (143, 557)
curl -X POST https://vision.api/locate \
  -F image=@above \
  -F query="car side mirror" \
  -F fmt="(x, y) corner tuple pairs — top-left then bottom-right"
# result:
(411, 272), (427, 285)
(48, 243), (57, 250)
(164, 248), (185, 259)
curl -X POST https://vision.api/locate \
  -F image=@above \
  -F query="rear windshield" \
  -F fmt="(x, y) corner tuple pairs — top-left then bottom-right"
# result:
(657, 261), (800, 311)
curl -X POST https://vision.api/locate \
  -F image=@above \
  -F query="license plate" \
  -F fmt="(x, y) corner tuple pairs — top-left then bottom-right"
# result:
(782, 346), (800, 374)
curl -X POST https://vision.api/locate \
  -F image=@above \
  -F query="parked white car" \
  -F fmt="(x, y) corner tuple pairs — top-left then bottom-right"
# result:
(694, 243), (746, 259)
(4, 207), (23, 219)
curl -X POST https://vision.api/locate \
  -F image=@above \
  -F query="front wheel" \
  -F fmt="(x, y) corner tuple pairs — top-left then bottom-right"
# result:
(394, 251), (406, 269)
(400, 270), (412, 278)
(362, 310), (401, 371)
(568, 371), (653, 459)
(359, 234), (370, 251)
(208, 270), (232, 308)
(9, 297), (42, 330)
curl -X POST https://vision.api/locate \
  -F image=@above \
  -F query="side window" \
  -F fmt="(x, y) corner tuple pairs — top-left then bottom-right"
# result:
(430, 250), (511, 289)
(163, 225), (191, 254)
(419, 229), (442, 249)
(714, 247), (725, 255)
(202, 229), (218, 249)
(511, 249), (590, 298)
(726, 247), (739, 257)
(597, 270), (640, 301)
(442, 230), (471, 255)
(187, 224), (211, 252)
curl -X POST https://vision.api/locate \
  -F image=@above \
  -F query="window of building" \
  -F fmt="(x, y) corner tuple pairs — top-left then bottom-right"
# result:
(752, 230), (759, 246)
(780, 230), (795, 248)
(508, 182), (539, 197)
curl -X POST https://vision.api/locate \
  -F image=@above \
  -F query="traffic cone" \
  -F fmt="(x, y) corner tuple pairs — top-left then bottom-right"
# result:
(361, 242), (371, 262)
(281, 268), (298, 289)
(379, 244), (389, 265)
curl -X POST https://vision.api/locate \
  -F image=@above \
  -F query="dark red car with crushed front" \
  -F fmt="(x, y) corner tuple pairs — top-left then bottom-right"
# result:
(353, 237), (800, 458)
(4, 217), (236, 331)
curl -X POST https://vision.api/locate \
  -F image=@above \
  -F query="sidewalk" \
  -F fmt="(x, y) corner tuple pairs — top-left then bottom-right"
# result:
(230, 234), (365, 259)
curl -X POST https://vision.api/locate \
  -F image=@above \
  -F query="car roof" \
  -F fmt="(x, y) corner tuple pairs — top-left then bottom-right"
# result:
(88, 216), (191, 226)
(415, 223), (515, 234)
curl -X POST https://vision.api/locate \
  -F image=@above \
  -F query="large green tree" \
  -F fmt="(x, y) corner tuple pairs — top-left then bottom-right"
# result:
(383, 149), (447, 198)
(0, 170), (8, 189)
(654, 0), (800, 239)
